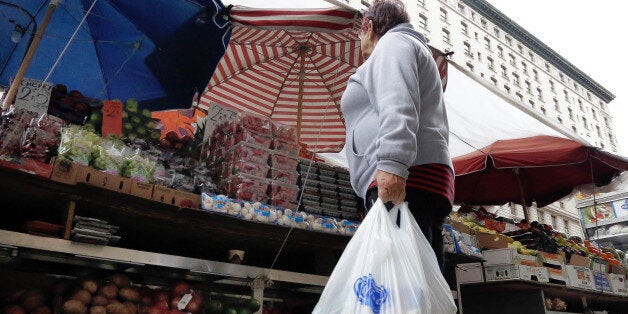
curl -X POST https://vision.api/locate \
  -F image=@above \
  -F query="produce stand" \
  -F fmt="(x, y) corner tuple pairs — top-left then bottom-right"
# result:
(460, 280), (628, 314)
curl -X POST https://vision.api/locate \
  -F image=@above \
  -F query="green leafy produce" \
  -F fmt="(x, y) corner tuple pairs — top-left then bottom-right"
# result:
(246, 299), (260, 312)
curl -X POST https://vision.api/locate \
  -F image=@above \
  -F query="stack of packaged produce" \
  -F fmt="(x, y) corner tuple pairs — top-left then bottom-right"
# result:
(297, 160), (361, 221)
(206, 113), (300, 209)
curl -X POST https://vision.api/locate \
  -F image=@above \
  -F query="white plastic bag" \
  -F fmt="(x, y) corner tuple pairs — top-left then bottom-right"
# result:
(313, 199), (457, 314)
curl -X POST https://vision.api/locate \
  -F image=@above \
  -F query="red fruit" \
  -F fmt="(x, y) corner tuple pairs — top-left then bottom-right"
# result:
(170, 282), (190, 297)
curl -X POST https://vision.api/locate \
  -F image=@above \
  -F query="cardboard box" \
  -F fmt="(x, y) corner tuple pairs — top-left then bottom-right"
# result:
(565, 265), (597, 290)
(174, 190), (201, 209)
(49, 158), (78, 185)
(130, 181), (154, 199)
(476, 232), (509, 250)
(540, 251), (566, 266)
(482, 248), (541, 267)
(609, 274), (628, 296)
(484, 264), (549, 282)
(103, 174), (132, 194)
(76, 165), (107, 188)
(591, 257), (609, 273)
(452, 221), (473, 234)
(568, 254), (591, 268)
(546, 266), (567, 283)
(152, 185), (176, 205)
(593, 271), (613, 293)
(455, 262), (484, 284)
(610, 264), (626, 275)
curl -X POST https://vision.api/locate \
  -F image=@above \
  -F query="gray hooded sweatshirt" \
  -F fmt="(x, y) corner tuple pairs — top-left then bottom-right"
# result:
(341, 23), (452, 200)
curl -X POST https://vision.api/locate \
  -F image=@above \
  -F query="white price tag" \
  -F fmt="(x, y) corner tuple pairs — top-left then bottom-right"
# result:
(202, 102), (238, 142)
(14, 78), (52, 115)
(177, 293), (193, 311)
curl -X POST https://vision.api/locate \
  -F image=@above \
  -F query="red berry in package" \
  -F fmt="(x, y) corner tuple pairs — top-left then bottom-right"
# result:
(222, 174), (270, 203)
(271, 138), (300, 157)
(271, 153), (298, 172)
(271, 121), (297, 141)
(223, 160), (270, 178)
(233, 112), (271, 135)
(230, 130), (272, 149)
(270, 182), (299, 202)
(225, 142), (271, 165)
(270, 168), (298, 185)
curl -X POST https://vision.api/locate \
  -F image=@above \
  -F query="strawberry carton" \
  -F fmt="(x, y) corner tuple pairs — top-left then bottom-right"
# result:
(234, 112), (272, 135)
(224, 141), (271, 165)
(229, 130), (272, 149)
(271, 121), (297, 142)
(270, 181), (299, 202)
(271, 153), (298, 172)
(223, 159), (270, 178)
(222, 173), (270, 203)
(270, 138), (300, 156)
(270, 167), (299, 185)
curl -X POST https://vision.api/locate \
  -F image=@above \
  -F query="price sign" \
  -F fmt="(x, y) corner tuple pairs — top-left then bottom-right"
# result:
(202, 102), (239, 142)
(101, 100), (123, 138)
(14, 78), (53, 115)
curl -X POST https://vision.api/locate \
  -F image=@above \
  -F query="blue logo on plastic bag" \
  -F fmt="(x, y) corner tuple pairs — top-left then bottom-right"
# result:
(353, 274), (388, 313)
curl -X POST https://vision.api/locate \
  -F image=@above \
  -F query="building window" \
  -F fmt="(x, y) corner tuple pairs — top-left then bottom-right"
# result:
(558, 117), (563, 124)
(596, 125), (601, 136)
(529, 99), (535, 108)
(516, 92), (523, 102)
(553, 98), (560, 111)
(517, 44), (524, 54)
(541, 107), (546, 115)
(474, 32), (478, 41)
(440, 7), (448, 22)
(487, 57), (495, 70)
(484, 37), (491, 50)
(477, 52), (482, 61)
(457, 3), (465, 13)
(509, 54), (516, 67)
(559, 73), (565, 82)
(551, 215), (557, 228)
(480, 19), (487, 29)
(528, 52), (535, 62)
(563, 90), (570, 102)
(604, 117), (609, 127)
(537, 210), (544, 223)
(568, 107), (574, 120)
(461, 21), (468, 35)
(521, 61), (527, 74)
(609, 133), (614, 144)
(505, 35), (512, 46)
(572, 125), (577, 133)
(525, 81), (532, 94)
(491, 76), (498, 85)
(466, 62), (474, 72)
(578, 99), (584, 111)
(564, 220), (570, 236)
(417, 14), (428, 29)
(501, 65), (508, 79)
(549, 80), (555, 92)
(592, 108), (597, 120)
(494, 28), (500, 37)
(464, 41), (472, 57)
(587, 92), (592, 101)
(442, 28), (450, 43)
(471, 11), (476, 21)
(512, 73), (520, 86)
(537, 87), (543, 101)
(545, 62), (551, 73)
(497, 46), (504, 58)
(573, 82), (578, 91)
(504, 84), (511, 94)
(583, 117), (589, 130)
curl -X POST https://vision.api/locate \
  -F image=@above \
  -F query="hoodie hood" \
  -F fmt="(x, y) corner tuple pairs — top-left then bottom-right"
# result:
(387, 23), (430, 48)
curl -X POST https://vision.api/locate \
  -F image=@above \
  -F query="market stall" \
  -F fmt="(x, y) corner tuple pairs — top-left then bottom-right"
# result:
(1, 1), (627, 314)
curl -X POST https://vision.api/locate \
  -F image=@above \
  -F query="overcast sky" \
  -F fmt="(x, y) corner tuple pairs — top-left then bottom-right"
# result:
(224, 0), (628, 155)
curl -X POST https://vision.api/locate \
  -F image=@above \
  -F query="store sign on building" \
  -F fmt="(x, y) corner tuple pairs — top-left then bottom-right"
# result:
(612, 198), (628, 217)
(580, 203), (615, 224)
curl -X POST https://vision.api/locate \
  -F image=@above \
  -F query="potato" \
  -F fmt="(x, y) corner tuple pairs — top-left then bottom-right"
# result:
(105, 303), (127, 314)
(20, 290), (46, 311)
(2, 304), (26, 314)
(123, 302), (137, 314)
(91, 296), (108, 307)
(71, 290), (92, 306)
(119, 288), (140, 303)
(89, 306), (106, 314)
(108, 274), (131, 289)
(63, 300), (87, 314)
(98, 285), (118, 300)
(81, 280), (98, 294)
(31, 306), (52, 314)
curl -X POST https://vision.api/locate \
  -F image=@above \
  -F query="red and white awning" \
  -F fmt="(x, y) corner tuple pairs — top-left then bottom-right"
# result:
(200, 6), (449, 153)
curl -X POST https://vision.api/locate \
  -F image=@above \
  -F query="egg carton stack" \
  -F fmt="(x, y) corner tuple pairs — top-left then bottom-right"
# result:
(297, 160), (360, 221)
(206, 112), (300, 209)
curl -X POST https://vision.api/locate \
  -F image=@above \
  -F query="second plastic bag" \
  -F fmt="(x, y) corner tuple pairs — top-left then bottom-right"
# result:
(313, 199), (457, 314)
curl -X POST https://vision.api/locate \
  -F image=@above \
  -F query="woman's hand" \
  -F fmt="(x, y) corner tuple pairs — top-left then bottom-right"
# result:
(375, 170), (406, 205)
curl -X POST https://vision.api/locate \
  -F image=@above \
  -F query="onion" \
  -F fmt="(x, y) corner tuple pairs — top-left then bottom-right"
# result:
(169, 282), (190, 297)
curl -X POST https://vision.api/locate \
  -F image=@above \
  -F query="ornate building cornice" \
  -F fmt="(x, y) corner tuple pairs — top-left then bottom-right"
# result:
(462, 0), (615, 103)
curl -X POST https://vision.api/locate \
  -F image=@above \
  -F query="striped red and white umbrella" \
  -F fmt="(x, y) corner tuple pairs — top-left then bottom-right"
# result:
(199, 6), (449, 153)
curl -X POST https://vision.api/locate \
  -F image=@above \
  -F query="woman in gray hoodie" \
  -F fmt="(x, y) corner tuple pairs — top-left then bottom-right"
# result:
(342, 0), (454, 270)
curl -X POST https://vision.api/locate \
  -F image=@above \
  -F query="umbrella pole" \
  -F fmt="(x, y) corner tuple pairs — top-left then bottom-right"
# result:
(514, 168), (530, 222)
(2, 0), (61, 110)
(296, 46), (307, 141)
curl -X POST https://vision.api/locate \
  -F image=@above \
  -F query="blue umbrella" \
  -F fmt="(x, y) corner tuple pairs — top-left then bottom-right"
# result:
(0, 0), (230, 110)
